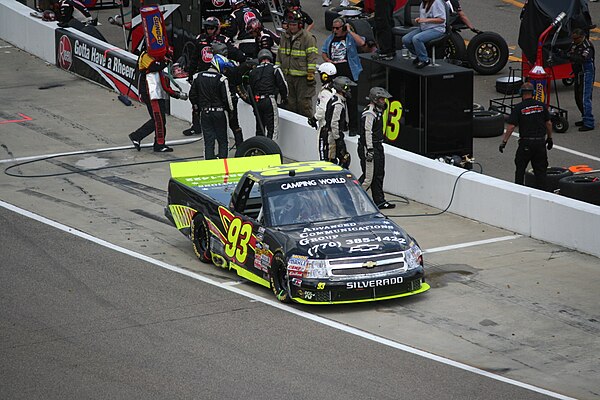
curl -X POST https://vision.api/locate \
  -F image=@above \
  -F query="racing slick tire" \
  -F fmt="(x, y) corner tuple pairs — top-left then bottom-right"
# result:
(444, 32), (467, 62)
(466, 32), (509, 75)
(191, 214), (211, 264)
(234, 136), (282, 159)
(472, 110), (504, 138)
(473, 102), (485, 112)
(558, 175), (600, 206)
(348, 18), (375, 44)
(525, 167), (573, 192)
(270, 253), (292, 303)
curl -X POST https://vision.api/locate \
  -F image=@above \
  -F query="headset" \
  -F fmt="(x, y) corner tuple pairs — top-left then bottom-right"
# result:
(332, 17), (347, 32)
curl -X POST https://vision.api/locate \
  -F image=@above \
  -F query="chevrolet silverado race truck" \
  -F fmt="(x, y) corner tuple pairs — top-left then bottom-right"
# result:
(165, 154), (430, 304)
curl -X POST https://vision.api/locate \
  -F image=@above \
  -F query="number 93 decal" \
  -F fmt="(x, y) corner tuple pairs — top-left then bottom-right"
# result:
(383, 99), (403, 141)
(220, 207), (254, 264)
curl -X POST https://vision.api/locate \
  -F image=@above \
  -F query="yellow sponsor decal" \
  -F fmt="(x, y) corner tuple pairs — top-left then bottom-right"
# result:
(151, 16), (164, 46)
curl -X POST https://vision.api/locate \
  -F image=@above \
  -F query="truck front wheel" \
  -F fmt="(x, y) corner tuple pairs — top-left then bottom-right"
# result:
(270, 254), (292, 303)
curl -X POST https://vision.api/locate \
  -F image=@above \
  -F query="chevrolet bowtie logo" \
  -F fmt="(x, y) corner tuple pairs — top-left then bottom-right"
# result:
(362, 261), (377, 269)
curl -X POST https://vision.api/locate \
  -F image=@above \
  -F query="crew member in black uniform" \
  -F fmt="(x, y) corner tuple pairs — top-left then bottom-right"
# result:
(358, 87), (395, 209)
(320, 76), (355, 168)
(224, 0), (262, 58)
(499, 82), (553, 190)
(129, 50), (188, 152)
(249, 49), (289, 139)
(189, 54), (233, 160)
(245, 17), (280, 61)
(184, 17), (245, 137)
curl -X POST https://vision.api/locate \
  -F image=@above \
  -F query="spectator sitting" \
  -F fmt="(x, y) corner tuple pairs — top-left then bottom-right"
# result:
(401, 0), (446, 69)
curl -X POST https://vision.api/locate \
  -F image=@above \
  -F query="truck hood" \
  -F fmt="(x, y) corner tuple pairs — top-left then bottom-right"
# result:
(280, 217), (412, 258)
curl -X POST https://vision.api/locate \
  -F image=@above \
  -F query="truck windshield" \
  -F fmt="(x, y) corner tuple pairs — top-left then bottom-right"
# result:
(265, 176), (379, 226)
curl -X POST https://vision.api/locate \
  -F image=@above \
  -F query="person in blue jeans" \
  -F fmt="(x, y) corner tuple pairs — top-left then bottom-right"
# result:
(566, 28), (595, 131)
(401, 0), (446, 69)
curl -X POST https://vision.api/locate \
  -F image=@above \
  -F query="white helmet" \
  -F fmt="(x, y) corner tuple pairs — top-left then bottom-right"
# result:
(317, 62), (337, 84)
(317, 62), (337, 77)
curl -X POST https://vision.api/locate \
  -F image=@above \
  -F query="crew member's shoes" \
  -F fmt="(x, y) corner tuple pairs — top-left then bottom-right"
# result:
(578, 125), (594, 132)
(322, 0), (330, 6)
(412, 57), (420, 65)
(378, 201), (396, 210)
(153, 144), (174, 152)
(340, 0), (349, 6)
(182, 127), (195, 136)
(575, 120), (584, 126)
(128, 133), (141, 151)
(415, 59), (430, 69)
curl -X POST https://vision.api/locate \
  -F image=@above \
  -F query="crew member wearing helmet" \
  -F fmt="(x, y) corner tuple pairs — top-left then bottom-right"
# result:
(57, 0), (93, 27)
(276, 10), (319, 117)
(499, 82), (553, 190)
(129, 50), (188, 153)
(249, 49), (289, 139)
(189, 54), (234, 159)
(307, 62), (337, 130)
(359, 87), (395, 209)
(320, 76), (356, 168)
(245, 17), (280, 61)
(184, 18), (245, 137)
(224, 0), (263, 58)
(282, 0), (314, 32)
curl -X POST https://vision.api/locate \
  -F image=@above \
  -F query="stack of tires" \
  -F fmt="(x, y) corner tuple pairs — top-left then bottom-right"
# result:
(525, 167), (600, 206)
(472, 104), (504, 138)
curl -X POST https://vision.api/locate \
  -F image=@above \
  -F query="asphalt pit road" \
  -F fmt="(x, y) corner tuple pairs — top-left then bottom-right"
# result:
(426, 268), (474, 288)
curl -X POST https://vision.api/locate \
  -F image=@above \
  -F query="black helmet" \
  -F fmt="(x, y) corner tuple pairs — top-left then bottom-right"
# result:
(203, 16), (220, 30)
(257, 49), (273, 62)
(332, 76), (357, 98)
(286, 9), (303, 25)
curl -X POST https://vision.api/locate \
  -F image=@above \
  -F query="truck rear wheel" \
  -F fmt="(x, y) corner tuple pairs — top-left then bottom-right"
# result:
(235, 136), (282, 159)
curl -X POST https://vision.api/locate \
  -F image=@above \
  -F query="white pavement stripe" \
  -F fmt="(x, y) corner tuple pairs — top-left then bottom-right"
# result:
(0, 199), (574, 400)
(424, 235), (523, 254)
(0, 138), (201, 164)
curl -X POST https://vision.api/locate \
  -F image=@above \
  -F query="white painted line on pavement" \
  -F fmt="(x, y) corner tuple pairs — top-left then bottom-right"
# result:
(424, 235), (523, 254)
(0, 138), (201, 164)
(0, 199), (575, 400)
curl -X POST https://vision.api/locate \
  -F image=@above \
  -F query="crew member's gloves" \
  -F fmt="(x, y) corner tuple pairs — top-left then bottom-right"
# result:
(176, 92), (188, 101)
(470, 28), (483, 34)
(307, 72), (315, 82)
(365, 149), (374, 162)
(499, 141), (506, 153)
(307, 116), (318, 129)
(546, 137), (553, 150)
(187, 74), (194, 84)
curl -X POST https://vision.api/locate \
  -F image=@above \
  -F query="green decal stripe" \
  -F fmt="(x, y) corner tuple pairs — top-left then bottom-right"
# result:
(230, 262), (271, 289)
(293, 283), (430, 305)
(169, 205), (197, 230)
(170, 154), (282, 180)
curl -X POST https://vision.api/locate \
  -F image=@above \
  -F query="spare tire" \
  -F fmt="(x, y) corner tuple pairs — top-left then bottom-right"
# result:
(349, 18), (375, 43)
(525, 167), (573, 192)
(467, 32), (509, 75)
(496, 76), (523, 94)
(473, 103), (485, 112)
(472, 110), (504, 138)
(235, 136), (282, 159)
(324, 6), (362, 30)
(558, 175), (600, 206)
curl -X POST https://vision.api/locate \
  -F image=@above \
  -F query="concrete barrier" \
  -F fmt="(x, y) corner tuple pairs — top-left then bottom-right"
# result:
(2, 0), (599, 258)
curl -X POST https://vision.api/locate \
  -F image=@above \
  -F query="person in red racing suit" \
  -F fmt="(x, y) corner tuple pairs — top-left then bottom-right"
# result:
(129, 50), (187, 152)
